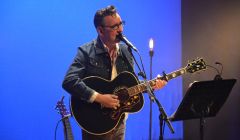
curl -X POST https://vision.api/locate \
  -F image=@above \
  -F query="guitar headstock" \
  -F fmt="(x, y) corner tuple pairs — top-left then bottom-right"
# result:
(56, 96), (71, 118)
(186, 58), (206, 73)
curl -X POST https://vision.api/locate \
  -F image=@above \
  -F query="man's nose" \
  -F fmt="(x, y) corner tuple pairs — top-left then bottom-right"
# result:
(117, 25), (123, 32)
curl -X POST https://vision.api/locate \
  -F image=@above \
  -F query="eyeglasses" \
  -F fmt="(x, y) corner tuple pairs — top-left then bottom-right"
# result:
(102, 21), (125, 30)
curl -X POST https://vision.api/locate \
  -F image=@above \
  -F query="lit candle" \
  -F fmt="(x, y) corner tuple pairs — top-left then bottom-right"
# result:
(149, 38), (154, 52)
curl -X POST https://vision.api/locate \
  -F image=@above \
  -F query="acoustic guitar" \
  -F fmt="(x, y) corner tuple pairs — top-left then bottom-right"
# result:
(71, 58), (206, 135)
(56, 96), (74, 140)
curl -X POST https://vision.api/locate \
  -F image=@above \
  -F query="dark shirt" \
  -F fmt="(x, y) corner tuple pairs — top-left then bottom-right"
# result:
(62, 37), (135, 101)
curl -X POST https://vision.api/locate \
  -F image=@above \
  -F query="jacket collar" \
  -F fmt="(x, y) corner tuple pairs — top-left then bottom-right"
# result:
(95, 36), (108, 54)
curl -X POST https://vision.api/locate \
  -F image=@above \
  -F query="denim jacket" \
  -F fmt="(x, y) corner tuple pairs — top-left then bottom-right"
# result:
(62, 37), (135, 101)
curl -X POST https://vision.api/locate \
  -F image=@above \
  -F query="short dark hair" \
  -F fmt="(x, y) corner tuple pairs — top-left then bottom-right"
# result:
(94, 5), (117, 28)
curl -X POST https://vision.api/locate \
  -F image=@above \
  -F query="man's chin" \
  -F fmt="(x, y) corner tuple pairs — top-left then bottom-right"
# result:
(115, 38), (121, 43)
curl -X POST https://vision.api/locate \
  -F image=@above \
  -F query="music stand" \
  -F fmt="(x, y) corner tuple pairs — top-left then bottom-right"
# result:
(169, 79), (236, 140)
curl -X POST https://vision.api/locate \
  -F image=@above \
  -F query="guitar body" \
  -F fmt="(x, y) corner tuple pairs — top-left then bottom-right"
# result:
(71, 71), (144, 135)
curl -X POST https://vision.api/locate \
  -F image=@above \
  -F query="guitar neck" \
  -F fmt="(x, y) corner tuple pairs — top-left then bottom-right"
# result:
(62, 117), (74, 140)
(127, 67), (186, 96)
(163, 67), (187, 81)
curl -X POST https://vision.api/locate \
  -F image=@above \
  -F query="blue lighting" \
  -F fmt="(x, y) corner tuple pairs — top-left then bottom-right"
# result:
(0, 0), (182, 139)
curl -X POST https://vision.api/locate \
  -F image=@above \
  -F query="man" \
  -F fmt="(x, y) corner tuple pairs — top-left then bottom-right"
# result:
(62, 5), (166, 140)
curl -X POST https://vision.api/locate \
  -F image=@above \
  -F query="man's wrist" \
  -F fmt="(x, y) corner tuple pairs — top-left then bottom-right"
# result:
(89, 91), (99, 103)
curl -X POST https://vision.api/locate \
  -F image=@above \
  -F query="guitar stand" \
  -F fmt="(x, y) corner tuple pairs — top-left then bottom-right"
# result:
(169, 79), (236, 140)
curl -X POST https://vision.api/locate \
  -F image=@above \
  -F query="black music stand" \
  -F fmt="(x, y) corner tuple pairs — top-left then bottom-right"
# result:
(169, 79), (236, 140)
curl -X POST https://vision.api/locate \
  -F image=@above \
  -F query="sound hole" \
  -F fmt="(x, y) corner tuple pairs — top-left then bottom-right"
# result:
(114, 87), (140, 110)
(108, 87), (142, 120)
(114, 87), (129, 103)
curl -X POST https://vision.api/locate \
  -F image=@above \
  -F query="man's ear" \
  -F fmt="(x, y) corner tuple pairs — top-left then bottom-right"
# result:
(97, 26), (104, 36)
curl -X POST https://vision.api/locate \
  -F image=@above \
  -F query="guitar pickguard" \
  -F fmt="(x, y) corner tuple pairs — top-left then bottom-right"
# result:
(109, 86), (141, 120)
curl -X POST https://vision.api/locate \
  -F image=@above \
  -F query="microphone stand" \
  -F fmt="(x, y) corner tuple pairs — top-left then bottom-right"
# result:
(149, 48), (154, 140)
(126, 45), (175, 140)
(155, 89), (175, 140)
(142, 67), (175, 140)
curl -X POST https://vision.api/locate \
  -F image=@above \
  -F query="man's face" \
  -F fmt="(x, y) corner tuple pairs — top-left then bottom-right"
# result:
(98, 13), (124, 46)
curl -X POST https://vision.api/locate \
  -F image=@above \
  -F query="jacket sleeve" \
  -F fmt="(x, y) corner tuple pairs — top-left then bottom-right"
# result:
(62, 47), (95, 101)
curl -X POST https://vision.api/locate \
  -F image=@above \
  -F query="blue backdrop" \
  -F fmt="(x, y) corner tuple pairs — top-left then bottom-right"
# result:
(0, 0), (182, 139)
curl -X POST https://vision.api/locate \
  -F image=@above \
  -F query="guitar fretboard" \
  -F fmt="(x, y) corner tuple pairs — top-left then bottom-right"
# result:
(127, 67), (186, 96)
(62, 116), (74, 140)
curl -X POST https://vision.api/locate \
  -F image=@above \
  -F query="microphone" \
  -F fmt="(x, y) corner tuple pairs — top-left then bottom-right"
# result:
(117, 33), (138, 51)
(214, 61), (223, 80)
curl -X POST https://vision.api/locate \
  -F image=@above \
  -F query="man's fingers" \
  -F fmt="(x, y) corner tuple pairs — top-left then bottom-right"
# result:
(113, 104), (120, 110)
(111, 95), (118, 99)
(154, 79), (167, 89)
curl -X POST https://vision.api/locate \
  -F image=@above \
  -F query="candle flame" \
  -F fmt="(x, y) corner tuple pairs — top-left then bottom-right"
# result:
(149, 38), (154, 51)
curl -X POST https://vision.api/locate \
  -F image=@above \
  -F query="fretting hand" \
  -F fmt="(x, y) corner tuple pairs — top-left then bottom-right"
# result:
(153, 75), (167, 90)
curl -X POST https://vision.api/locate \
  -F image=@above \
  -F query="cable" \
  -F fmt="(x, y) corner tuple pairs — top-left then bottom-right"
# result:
(205, 64), (220, 75)
(163, 121), (166, 137)
(54, 118), (65, 140)
(206, 62), (223, 80)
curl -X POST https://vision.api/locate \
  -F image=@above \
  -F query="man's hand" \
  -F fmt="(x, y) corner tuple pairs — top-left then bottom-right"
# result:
(153, 75), (167, 90)
(94, 94), (120, 109)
